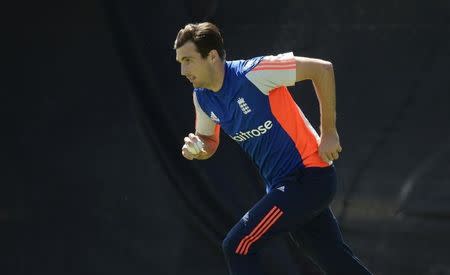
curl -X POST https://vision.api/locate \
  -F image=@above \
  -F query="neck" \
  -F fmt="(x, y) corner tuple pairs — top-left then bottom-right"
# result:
(209, 61), (225, 92)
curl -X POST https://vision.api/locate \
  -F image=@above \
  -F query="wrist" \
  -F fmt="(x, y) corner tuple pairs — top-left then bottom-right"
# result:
(320, 127), (337, 134)
(194, 151), (212, 160)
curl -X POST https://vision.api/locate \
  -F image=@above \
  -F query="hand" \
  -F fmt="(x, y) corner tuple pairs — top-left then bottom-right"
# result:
(181, 133), (206, 160)
(318, 130), (342, 163)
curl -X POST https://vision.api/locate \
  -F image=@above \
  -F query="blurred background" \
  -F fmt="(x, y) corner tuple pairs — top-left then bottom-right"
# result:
(3, 0), (450, 274)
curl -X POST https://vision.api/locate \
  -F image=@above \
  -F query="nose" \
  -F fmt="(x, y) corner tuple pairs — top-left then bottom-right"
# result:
(180, 64), (186, 76)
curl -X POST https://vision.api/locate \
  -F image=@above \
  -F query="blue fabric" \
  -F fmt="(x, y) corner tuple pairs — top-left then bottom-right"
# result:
(221, 166), (372, 275)
(194, 59), (304, 191)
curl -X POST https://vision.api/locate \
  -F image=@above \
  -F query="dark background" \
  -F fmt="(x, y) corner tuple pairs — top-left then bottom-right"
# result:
(3, 0), (450, 274)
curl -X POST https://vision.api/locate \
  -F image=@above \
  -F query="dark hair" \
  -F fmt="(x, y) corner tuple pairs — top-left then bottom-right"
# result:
(174, 22), (226, 60)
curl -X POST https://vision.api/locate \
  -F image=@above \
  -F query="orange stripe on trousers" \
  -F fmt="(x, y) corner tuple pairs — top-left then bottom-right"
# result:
(242, 210), (283, 255)
(239, 209), (281, 254)
(235, 206), (279, 254)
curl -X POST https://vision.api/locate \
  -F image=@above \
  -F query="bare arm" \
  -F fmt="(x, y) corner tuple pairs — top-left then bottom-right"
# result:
(295, 56), (342, 162)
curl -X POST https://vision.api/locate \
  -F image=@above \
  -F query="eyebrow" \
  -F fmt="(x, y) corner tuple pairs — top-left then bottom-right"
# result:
(176, 56), (192, 63)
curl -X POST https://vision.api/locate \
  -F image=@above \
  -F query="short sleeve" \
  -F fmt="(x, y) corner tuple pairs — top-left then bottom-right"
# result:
(244, 52), (296, 95)
(193, 92), (216, 136)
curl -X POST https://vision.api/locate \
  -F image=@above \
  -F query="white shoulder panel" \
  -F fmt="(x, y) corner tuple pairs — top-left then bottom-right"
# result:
(193, 92), (216, 136)
(245, 52), (296, 95)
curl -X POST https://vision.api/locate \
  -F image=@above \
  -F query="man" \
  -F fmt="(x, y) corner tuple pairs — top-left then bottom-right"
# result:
(174, 22), (372, 275)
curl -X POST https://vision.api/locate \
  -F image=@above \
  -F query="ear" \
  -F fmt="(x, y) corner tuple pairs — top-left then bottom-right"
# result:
(208, 50), (219, 63)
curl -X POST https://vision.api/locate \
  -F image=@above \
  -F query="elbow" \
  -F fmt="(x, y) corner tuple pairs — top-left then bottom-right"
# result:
(319, 60), (334, 80)
(311, 60), (334, 84)
(322, 60), (333, 72)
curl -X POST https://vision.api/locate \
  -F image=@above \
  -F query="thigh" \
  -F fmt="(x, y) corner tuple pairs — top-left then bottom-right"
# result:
(292, 207), (344, 248)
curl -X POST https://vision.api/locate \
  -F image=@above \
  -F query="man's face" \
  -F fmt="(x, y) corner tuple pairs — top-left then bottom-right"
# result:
(175, 41), (213, 88)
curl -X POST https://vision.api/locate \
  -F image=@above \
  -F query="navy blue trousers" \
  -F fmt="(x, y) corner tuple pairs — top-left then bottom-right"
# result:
(222, 166), (372, 275)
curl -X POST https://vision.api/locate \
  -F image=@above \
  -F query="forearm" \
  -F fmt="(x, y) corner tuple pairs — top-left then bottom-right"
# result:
(195, 126), (220, 160)
(312, 63), (337, 133)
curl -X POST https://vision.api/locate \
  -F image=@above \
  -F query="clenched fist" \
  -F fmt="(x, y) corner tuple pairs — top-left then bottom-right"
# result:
(318, 130), (342, 163)
(181, 133), (206, 160)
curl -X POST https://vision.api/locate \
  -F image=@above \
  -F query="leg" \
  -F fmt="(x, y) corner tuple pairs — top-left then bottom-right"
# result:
(222, 200), (282, 275)
(291, 208), (372, 275)
(222, 166), (337, 275)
